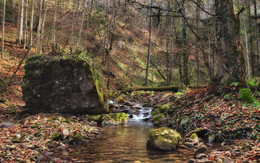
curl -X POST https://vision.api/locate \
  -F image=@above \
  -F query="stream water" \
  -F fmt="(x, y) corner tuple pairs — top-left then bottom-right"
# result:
(54, 102), (193, 162)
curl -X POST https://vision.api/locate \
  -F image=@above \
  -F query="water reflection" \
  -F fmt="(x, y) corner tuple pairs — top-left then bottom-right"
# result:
(56, 125), (193, 162)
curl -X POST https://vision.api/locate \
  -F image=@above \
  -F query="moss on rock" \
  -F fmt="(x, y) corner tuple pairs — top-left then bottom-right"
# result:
(101, 113), (129, 126)
(147, 127), (182, 151)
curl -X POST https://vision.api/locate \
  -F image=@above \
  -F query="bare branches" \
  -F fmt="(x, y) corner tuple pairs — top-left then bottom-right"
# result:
(190, 0), (216, 16)
(127, 0), (178, 13)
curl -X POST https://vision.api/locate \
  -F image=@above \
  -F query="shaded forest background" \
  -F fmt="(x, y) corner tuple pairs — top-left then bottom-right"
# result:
(0, 0), (260, 93)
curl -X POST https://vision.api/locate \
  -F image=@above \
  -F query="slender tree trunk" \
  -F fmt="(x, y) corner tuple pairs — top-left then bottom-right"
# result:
(254, 0), (260, 74)
(40, 0), (48, 52)
(85, 0), (94, 50)
(243, 13), (250, 78)
(195, 0), (200, 86)
(76, 0), (87, 49)
(166, 0), (171, 85)
(17, 0), (21, 44)
(29, 0), (34, 46)
(182, 0), (189, 86)
(23, 0), (28, 49)
(1, 0), (6, 58)
(36, 0), (43, 52)
(248, 1), (254, 76)
(145, 0), (153, 85)
(18, 0), (24, 45)
(12, 0), (15, 8)
(52, 0), (57, 48)
(70, 0), (80, 48)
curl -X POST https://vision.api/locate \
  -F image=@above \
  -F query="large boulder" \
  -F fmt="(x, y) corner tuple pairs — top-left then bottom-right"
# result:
(22, 55), (108, 114)
(147, 127), (182, 151)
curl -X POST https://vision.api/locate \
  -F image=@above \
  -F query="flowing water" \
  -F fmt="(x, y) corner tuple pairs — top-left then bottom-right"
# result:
(54, 102), (193, 162)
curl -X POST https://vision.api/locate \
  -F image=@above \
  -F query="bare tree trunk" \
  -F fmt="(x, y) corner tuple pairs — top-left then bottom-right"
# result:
(52, 0), (57, 48)
(12, 0), (15, 8)
(18, 0), (24, 45)
(23, 0), (28, 49)
(76, 0), (87, 49)
(36, 0), (43, 52)
(70, 0), (80, 48)
(243, 13), (250, 78)
(195, 0), (200, 86)
(29, 0), (34, 46)
(254, 0), (260, 74)
(40, 0), (48, 52)
(17, 0), (21, 44)
(1, 0), (6, 58)
(145, 0), (153, 85)
(85, 0), (94, 50)
(182, 0), (189, 86)
(248, 1), (254, 76)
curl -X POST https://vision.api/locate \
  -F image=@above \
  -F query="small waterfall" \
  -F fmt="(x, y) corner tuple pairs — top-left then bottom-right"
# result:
(127, 104), (153, 126)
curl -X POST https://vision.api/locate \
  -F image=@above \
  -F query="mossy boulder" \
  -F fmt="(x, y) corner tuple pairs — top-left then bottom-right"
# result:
(22, 55), (108, 114)
(147, 127), (182, 151)
(101, 113), (129, 126)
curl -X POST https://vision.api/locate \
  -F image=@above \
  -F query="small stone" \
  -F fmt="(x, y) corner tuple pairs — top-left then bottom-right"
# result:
(195, 153), (208, 159)
(188, 158), (196, 163)
(184, 142), (194, 148)
(194, 145), (207, 157)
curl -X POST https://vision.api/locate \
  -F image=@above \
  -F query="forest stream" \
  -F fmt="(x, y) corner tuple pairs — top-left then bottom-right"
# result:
(53, 102), (194, 162)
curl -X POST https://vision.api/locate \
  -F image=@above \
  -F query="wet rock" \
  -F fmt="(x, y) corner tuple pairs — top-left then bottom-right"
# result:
(194, 145), (207, 157)
(147, 127), (182, 151)
(188, 158), (196, 163)
(22, 55), (108, 114)
(195, 153), (208, 159)
(184, 142), (195, 148)
(142, 103), (152, 107)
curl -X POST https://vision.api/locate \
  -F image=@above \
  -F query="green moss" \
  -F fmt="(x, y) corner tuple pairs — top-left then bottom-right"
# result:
(116, 96), (127, 104)
(61, 118), (69, 123)
(47, 117), (56, 122)
(74, 133), (83, 141)
(107, 92), (119, 98)
(51, 132), (63, 141)
(88, 115), (101, 122)
(190, 133), (199, 140)
(148, 127), (182, 150)
(160, 103), (170, 113)
(102, 113), (129, 123)
(12, 138), (21, 143)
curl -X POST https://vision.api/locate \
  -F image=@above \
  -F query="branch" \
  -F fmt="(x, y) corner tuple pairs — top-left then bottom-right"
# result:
(127, 0), (178, 13)
(190, 0), (216, 16)
(236, 7), (245, 16)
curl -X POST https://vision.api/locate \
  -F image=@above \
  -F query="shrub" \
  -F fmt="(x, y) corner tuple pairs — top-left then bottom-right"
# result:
(239, 88), (254, 103)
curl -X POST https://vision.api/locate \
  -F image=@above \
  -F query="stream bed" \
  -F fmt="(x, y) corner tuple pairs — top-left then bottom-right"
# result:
(53, 103), (194, 162)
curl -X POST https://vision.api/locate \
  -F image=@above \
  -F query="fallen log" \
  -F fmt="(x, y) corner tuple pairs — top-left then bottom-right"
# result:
(121, 85), (207, 93)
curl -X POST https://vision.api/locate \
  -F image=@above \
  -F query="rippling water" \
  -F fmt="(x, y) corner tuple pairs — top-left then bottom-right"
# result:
(56, 125), (193, 162)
